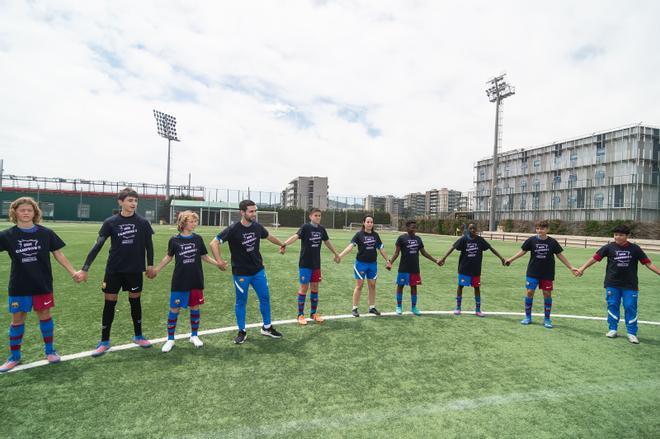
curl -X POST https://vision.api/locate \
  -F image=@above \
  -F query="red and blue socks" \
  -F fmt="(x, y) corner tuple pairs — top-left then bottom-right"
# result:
(129, 297), (142, 337)
(396, 291), (403, 307)
(456, 295), (462, 310)
(101, 299), (117, 342)
(524, 296), (533, 319)
(310, 291), (319, 316)
(190, 309), (200, 336)
(39, 318), (55, 355)
(475, 296), (481, 313)
(167, 311), (179, 340)
(9, 324), (24, 361)
(544, 297), (552, 319)
(297, 291), (306, 316)
(411, 290), (418, 308)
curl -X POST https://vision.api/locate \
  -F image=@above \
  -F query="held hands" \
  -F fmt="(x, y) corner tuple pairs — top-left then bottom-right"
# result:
(437, 258), (445, 267)
(500, 257), (506, 266)
(334, 254), (341, 264)
(571, 267), (583, 277)
(73, 270), (88, 283)
(385, 260), (392, 271)
(504, 258), (512, 266)
(217, 259), (228, 271)
(279, 245), (286, 255)
(146, 267), (157, 279)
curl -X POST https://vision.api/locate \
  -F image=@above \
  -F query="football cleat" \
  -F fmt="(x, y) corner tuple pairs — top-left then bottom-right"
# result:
(189, 336), (203, 348)
(520, 317), (533, 325)
(475, 311), (485, 317)
(161, 340), (175, 353)
(234, 330), (247, 344)
(261, 325), (282, 338)
(351, 308), (360, 317)
(368, 307), (381, 316)
(132, 336), (152, 348)
(46, 351), (61, 364)
(395, 306), (403, 315)
(627, 334), (639, 344)
(91, 341), (110, 357)
(411, 307), (421, 316)
(605, 330), (618, 338)
(544, 319), (553, 329)
(297, 314), (308, 325)
(454, 308), (461, 315)
(0, 358), (21, 373)
(311, 313), (324, 324)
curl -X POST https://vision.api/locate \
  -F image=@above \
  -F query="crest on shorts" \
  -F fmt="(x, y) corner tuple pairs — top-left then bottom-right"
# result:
(11, 301), (19, 308)
(301, 276), (305, 281)
(175, 299), (181, 305)
(102, 282), (107, 289)
(239, 278), (244, 282)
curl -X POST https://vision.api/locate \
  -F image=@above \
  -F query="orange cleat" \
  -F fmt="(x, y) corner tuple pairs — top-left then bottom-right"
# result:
(311, 313), (324, 324)
(297, 314), (308, 325)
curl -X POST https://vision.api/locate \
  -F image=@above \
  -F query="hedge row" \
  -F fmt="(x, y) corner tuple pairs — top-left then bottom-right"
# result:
(398, 217), (660, 240)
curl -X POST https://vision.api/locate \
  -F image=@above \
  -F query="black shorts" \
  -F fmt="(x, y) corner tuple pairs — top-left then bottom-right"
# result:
(102, 272), (143, 294)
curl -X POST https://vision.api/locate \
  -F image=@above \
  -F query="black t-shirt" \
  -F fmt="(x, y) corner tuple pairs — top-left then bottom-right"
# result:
(217, 221), (269, 276)
(453, 235), (491, 277)
(395, 233), (424, 274)
(167, 234), (208, 291)
(595, 242), (650, 290)
(99, 213), (154, 274)
(521, 235), (563, 280)
(0, 225), (65, 296)
(296, 223), (329, 269)
(351, 230), (384, 263)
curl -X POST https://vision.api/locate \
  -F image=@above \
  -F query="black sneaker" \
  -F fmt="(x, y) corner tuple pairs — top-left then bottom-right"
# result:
(234, 330), (247, 344)
(260, 325), (282, 339)
(368, 307), (381, 316)
(352, 308), (360, 317)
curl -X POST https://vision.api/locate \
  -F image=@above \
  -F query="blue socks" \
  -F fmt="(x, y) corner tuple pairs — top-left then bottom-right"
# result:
(475, 296), (481, 312)
(9, 324), (24, 361)
(167, 311), (179, 340)
(190, 309), (200, 336)
(39, 318), (55, 355)
(524, 297), (533, 319)
(544, 297), (553, 320)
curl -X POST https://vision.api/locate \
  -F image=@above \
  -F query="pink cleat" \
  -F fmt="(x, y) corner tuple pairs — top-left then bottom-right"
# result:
(475, 311), (485, 317)
(454, 308), (461, 315)
(132, 336), (152, 348)
(91, 341), (111, 357)
(46, 352), (61, 363)
(0, 358), (21, 373)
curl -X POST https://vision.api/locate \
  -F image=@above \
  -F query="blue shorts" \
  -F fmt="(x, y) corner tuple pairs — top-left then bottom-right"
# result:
(298, 268), (322, 284)
(8, 293), (54, 313)
(354, 261), (378, 280)
(525, 277), (553, 291)
(169, 290), (204, 309)
(396, 272), (422, 286)
(458, 274), (481, 287)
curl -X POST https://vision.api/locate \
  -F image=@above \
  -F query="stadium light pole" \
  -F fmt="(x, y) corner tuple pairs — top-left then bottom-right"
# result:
(485, 74), (515, 232)
(153, 110), (180, 198)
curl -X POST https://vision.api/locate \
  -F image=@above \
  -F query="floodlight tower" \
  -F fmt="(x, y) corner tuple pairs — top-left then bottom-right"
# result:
(485, 74), (515, 232)
(153, 110), (180, 198)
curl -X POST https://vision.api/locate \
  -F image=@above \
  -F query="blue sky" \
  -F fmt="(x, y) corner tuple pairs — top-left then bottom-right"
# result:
(1, 1), (659, 197)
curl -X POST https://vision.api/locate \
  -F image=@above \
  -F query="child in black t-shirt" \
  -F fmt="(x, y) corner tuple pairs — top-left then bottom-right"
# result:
(439, 223), (505, 317)
(153, 211), (218, 352)
(77, 188), (155, 357)
(506, 220), (580, 329)
(577, 224), (659, 344)
(0, 197), (79, 373)
(280, 208), (340, 325)
(388, 220), (441, 316)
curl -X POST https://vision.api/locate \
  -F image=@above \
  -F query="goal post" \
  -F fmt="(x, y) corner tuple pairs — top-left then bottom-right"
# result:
(256, 211), (279, 229)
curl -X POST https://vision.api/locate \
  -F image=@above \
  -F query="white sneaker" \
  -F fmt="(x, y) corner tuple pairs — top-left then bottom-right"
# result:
(627, 334), (639, 344)
(605, 330), (618, 338)
(161, 340), (175, 353)
(189, 336), (204, 348)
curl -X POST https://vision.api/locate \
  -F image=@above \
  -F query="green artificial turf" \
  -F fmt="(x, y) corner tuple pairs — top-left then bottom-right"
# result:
(0, 222), (658, 438)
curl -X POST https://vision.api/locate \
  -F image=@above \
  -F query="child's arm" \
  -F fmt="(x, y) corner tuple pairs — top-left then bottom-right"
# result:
(420, 248), (441, 265)
(490, 246), (507, 265)
(145, 231), (155, 278)
(202, 255), (218, 266)
(78, 235), (109, 281)
(378, 247), (392, 270)
(388, 245), (401, 270)
(153, 254), (173, 274)
(505, 249), (527, 266)
(577, 257), (599, 275)
(439, 246), (455, 266)
(324, 240), (341, 263)
(279, 233), (299, 254)
(643, 261), (660, 276)
(338, 242), (355, 259)
(52, 250), (78, 280)
(209, 238), (228, 271)
(556, 253), (580, 276)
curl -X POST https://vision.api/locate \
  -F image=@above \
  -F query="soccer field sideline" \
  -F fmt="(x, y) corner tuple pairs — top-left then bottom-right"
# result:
(5, 309), (660, 374)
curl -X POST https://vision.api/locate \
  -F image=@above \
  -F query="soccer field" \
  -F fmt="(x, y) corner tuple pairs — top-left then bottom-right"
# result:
(1, 222), (659, 438)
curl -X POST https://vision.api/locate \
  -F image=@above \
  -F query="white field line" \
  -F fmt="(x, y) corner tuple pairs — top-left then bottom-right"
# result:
(5, 311), (660, 374)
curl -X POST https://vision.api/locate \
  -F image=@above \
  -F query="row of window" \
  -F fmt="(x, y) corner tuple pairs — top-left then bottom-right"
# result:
(0, 201), (157, 221)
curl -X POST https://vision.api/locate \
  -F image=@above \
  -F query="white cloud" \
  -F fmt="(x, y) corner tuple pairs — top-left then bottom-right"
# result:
(0, 0), (658, 199)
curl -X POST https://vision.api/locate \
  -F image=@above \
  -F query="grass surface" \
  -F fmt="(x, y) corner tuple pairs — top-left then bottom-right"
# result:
(0, 222), (659, 438)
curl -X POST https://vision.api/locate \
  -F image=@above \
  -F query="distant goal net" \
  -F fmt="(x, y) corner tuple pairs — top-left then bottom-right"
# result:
(256, 211), (279, 229)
